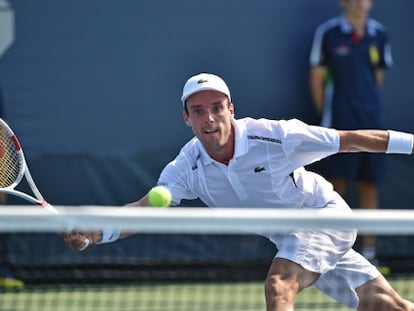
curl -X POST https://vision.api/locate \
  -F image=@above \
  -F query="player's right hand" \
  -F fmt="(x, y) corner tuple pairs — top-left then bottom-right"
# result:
(61, 232), (100, 251)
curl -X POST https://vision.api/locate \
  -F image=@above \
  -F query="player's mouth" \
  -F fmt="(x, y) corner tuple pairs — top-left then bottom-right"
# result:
(203, 128), (219, 135)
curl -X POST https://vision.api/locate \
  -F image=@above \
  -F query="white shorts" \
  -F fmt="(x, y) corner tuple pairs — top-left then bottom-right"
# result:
(267, 196), (380, 309)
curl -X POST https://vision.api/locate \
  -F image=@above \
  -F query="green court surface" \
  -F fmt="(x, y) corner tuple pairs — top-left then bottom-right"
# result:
(1, 276), (413, 311)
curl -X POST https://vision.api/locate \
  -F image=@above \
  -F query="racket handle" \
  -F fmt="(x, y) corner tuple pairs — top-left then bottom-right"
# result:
(41, 201), (59, 213)
(40, 201), (90, 250)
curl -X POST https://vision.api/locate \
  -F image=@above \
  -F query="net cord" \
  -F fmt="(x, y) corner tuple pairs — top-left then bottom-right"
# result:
(0, 206), (413, 235)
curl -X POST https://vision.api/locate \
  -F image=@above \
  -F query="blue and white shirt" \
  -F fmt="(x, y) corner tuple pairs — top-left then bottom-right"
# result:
(310, 15), (393, 129)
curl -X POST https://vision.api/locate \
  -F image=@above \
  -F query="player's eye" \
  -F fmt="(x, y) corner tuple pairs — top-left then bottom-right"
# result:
(212, 104), (223, 114)
(192, 108), (203, 116)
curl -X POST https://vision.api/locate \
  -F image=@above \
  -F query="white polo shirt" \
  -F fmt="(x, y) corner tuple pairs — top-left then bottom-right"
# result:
(158, 117), (340, 209)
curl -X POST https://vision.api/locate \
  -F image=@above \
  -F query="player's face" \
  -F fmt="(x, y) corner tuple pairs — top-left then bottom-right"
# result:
(184, 90), (234, 158)
(341, 0), (373, 17)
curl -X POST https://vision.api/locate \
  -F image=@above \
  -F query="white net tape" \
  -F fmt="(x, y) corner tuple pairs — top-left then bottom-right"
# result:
(0, 206), (413, 234)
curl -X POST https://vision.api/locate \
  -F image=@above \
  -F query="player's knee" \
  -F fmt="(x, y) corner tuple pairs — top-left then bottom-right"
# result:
(358, 293), (413, 311)
(264, 275), (299, 305)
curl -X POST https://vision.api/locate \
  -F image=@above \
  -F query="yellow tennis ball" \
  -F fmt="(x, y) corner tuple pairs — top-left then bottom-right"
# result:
(148, 186), (172, 207)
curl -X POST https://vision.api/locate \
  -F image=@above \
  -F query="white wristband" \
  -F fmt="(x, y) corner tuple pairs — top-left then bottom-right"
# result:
(386, 130), (413, 154)
(96, 228), (121, 244)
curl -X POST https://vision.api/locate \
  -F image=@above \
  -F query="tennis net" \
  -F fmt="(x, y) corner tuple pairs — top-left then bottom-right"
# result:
(0, 206), (414, 311)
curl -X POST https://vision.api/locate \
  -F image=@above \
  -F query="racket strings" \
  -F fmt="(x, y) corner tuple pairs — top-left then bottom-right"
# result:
(0, 126), (22, 188)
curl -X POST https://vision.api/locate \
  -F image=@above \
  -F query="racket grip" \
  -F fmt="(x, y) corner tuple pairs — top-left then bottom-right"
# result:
(42, 202), (59, 213)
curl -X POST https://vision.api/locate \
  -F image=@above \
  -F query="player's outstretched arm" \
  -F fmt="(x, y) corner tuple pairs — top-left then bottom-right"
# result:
(62, 195), (151, 251)
(125, 194), (150, 207)
(338, 129), (414, 154)
(64, 186), (172, 251)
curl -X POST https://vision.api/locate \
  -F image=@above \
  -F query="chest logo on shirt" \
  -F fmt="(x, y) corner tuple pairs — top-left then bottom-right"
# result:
(254, 166), (266, 173)
(247, 135), (281, 144)
(335, 44), (350, 56)
(369, 45), (380, 66)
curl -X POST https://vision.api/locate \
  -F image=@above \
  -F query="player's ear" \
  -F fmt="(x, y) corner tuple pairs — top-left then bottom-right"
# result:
(183, 110), (191, 127)
(229, 102), (235, 117)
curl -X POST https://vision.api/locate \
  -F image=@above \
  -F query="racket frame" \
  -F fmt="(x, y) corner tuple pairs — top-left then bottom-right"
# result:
(0, 119), (91, 249)
(0, 118), (56, 212)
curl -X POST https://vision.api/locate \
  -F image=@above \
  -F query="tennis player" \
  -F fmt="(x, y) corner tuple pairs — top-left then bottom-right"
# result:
(64, 73), (413, 311)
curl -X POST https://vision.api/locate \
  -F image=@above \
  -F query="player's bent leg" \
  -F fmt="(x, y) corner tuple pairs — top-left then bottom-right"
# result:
(264, 258), (320, 311)
(356, 274), (414, 311)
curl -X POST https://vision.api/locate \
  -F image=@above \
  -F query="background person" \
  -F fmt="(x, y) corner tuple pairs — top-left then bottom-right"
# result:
(309, 0), (393, 264)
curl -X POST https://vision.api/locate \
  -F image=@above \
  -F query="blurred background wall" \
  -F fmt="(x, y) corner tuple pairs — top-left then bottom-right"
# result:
(1, 0), (413, 265)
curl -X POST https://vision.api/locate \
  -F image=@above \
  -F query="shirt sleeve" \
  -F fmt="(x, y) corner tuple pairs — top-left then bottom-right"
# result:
(157, 152), (198, 206)
(277, 119), (340, 169)
(379, 31), (393, 69)
(309, 24), (328, 67)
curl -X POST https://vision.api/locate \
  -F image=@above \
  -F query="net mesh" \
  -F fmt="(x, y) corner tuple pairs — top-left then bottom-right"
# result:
(0, 206), (414, 311)
(0, 123), (22, 188)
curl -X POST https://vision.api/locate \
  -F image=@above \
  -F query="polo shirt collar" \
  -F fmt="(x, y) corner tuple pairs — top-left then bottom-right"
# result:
(339, 14), (377, 36)
(197, 118), (249, 165)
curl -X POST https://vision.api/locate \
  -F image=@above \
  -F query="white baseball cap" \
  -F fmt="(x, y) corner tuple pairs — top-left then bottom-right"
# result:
(181, 73), (231, 104)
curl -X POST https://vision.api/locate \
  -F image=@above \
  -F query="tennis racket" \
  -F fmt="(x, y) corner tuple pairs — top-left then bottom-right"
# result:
(0, 118), (57, 211)
(0, 118), (90, 249)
